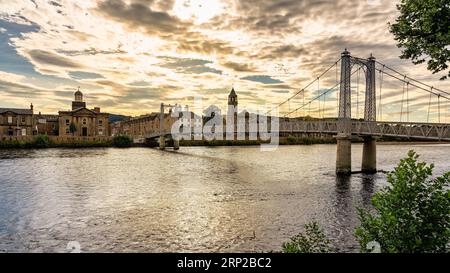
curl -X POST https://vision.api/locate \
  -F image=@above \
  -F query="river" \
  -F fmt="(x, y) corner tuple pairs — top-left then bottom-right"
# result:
(0, 144), (449, 252)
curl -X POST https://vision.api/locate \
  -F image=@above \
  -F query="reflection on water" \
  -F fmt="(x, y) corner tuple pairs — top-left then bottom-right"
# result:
(0, 144), (448, 252)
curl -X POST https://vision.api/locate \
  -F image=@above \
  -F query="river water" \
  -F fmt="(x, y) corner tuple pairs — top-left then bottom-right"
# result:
(0, 144), (448, 253)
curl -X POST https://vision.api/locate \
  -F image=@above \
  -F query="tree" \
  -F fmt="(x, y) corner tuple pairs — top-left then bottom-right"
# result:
(389, 0), (450, 80)
(355, 150), (450, 253)
(282, 222), (333, 253)
(69, 122), (77, 136)
(112, 135), (133, 148)
(33, 134), (50, 148)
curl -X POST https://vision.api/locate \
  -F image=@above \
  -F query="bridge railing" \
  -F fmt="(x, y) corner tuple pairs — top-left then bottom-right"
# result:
(279, 120), (450, 141)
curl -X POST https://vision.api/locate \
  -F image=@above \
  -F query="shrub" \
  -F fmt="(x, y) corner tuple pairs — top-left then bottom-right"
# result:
(33, 134), (50, 148)
(282, 221), (333, 253)
(287, 135), (297, 144)
(112, 135), (133, 148)
(355, 150), (450, 253)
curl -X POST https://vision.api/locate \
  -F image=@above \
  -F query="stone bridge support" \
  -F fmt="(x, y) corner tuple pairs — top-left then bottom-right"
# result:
(159, 136), (165, 150)
(362, 136), (376, 174)
(173, 139), (180, 150)
(336, 136), (352, 175)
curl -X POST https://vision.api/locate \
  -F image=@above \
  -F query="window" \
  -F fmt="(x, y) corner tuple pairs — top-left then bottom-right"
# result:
(66, 119), (70, 125)
(66, 129), (70, 134)
(98, 120), (103, 126)
(21, 116), (26, 123)
(22, 128), (26, 136)
(83, 119), (87, 125)
(8, 116), (12, 124)
(98, 129), (103, 135)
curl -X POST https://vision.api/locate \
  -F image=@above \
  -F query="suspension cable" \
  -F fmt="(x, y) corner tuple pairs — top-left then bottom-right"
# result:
(308, 101), (311, 117)
(400, 77), (406, 122)
(375, 68), (450, 100)
(267, 58), (341, 115)
(427, 90), (432, 123)
(283, 68), (360, 117)
(288, 99), (291, 118)
(317, 77), (320, 118)
(406, 81), (410, 122)
(375, 60), (450, 97)
(379, 65), (384, 121)
(302, 91), (305, 117)
(438, 94), (441, 123)
(356, 68), (360, 119)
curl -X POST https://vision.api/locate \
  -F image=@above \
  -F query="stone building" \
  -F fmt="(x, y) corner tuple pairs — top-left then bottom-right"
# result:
(112, 104), (202, 141)
(58, 89), (109, 137)
(113, 112), (175, 139)
(35, 112), (59, 135)
(0, 104), (34, 136)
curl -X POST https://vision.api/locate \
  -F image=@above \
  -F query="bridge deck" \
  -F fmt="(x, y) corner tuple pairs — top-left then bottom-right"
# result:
(142, 121), (450, 141)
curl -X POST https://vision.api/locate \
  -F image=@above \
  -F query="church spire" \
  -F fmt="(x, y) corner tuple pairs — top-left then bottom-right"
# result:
(228, 87), (238, 107)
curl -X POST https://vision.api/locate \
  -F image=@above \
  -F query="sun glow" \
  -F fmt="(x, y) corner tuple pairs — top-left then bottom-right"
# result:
(173, 0), (225, 24)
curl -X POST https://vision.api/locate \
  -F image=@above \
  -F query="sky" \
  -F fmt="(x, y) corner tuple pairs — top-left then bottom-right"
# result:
(0, 0), (449, 122)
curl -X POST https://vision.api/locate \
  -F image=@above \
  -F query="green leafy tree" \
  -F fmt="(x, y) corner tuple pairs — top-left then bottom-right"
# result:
(33, 134), (50, 148)
(282, 222), (333, 253)
(69, 122), (77, 136)
(389, 0), (450, 80)
(112, 135), (133, 148)
(356, 150), (450, 253)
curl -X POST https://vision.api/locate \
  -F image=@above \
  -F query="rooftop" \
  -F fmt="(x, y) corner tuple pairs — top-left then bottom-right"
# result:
(0, 108), (33, 115)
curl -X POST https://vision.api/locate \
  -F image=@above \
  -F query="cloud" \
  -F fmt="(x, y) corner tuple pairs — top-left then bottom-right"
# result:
(26, 49), (83, 69)
(221, 61), (257, 72)
(57, 47), (126, 56)
(97, 0), (190, 35)
(160, 56), (222, 74)
(69, 71), (104, 79)
(241, 75), (284, 84)
(0, 0), (448, 119)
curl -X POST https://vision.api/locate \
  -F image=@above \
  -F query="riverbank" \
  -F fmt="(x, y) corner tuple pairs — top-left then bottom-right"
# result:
(0, 135), (113, 149)
(1, 135), (448, 149)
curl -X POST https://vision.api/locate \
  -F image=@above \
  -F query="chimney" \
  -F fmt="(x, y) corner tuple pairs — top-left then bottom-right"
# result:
(30, 103), (33, 111)
(94, 107), (100, 113)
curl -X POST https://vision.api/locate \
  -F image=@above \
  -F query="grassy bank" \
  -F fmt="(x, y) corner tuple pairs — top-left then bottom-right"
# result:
(0, 135), (129, 149)
(0, 139), (112, 148)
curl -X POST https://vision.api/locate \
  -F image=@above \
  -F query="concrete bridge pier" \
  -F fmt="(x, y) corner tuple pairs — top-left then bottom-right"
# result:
(159, 136), (165, 150)
(173, 139), (180, 150)
(336, 136), (352, 175)
(362, 136), (377, 174)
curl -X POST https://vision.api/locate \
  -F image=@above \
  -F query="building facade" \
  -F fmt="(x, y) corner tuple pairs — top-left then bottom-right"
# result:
(0, 104), (34, 136)
(58, 89), (109, 137)
(35, 112), (59, 135)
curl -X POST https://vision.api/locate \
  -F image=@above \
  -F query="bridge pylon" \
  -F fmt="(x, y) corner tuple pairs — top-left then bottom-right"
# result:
(336, 50), (378, 175)
(159, 103), (166, 149)
(336, 49), (352, 175)
(362, 55), (377, 173)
